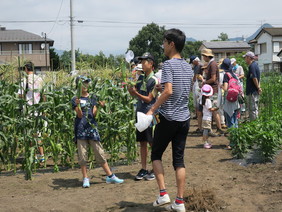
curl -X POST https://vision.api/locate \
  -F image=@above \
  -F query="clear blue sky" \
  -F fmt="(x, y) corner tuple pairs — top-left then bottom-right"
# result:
(1, 0), (282, 56)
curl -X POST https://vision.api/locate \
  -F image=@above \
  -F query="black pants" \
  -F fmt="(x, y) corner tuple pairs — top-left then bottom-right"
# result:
(151, 115), (190, 170)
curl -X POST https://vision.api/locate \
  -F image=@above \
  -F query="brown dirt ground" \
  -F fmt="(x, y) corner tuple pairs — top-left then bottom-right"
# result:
(0, 119), (282, 212)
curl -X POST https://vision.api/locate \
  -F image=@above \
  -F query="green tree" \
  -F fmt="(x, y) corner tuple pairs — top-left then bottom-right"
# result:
(50, 48), (60, 70)
(218, 32), (229, 41)
(129, 23), (166, 64)
(182, 41), (203, 59)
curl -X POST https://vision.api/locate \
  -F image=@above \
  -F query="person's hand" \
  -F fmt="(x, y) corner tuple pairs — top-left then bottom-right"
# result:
(128, 86), (137, 96)
(197, 75), (204, 81)
(155, 84), (162, 92)
(146, 109), (154, 116)
(258, 87), (262, 95)
(98, 100), (106, 107)
(75, 97), (80, 105)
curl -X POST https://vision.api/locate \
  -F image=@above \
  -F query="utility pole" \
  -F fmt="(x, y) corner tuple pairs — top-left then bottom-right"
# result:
(70, 0), (76, 73)
(44, 33), (48, 71)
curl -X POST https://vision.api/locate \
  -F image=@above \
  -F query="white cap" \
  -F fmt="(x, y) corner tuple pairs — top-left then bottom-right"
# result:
(230, 58), (236, 65)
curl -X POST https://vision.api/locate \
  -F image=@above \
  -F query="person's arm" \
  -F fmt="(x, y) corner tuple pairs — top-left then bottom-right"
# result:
(132, 89), (155, 103)
(238, 66), (245, 79)
(209, 107), (218, 111)
(146, 82), (172, 115)
(93, 105), (98, 117)
(74, 98), (83, 118)
(252, 78), (262, 94)
(223, 82), (228, 91)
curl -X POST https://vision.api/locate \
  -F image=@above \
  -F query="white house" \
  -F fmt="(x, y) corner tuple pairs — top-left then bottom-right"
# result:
(249, 27), (282, 72)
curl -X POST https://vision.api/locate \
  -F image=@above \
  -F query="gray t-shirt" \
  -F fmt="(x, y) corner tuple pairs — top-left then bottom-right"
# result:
(160, 58), (193, 121)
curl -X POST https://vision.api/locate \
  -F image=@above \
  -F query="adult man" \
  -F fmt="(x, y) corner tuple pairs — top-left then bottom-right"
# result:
(243, 51), (262, 120)
(18, 62), (45, 162)
(190, 56), (203, 133)
(147, 28), (193, 212)
(128, 52), (157, 181)
(201, 49), (224, 135)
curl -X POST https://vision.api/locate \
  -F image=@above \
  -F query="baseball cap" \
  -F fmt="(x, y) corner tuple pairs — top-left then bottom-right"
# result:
(243, 51), (255, 58)
(76, 75), (91, 86)
(230, 58), (236, 65)
(137, 52), (155, 62)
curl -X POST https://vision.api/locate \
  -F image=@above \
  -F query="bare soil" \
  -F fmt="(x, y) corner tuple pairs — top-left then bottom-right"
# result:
(1, 119), (282, 212)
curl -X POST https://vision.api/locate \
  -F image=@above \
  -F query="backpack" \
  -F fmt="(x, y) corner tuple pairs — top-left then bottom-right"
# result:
(226, 73), (242, 102)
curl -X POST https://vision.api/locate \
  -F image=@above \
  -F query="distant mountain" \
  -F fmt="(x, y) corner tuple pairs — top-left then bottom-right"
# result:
(246, 23), (273, 42)
(186, 37), (197, 42)
(228, 37), (244, 41)
(54, 49), (65, 56)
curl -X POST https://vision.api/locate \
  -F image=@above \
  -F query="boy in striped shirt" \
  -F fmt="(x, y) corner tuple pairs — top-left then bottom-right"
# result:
(147, 28), (193, 212)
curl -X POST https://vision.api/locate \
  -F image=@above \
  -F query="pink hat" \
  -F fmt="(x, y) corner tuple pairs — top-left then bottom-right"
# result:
(201, 84), (213, 96)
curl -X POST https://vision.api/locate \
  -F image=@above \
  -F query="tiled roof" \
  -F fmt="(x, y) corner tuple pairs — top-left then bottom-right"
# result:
(0, 29), (54, 44)
(202, 41), (250, 49)
(262, 28), (282, 36)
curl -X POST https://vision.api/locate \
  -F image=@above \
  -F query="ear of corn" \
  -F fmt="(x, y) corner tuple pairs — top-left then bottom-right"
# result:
(76, 78), (82, 109)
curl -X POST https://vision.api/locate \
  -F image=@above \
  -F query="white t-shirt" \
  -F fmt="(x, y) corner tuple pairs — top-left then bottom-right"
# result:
(18, 74), (43, 105)
(202, 98), (213, 121)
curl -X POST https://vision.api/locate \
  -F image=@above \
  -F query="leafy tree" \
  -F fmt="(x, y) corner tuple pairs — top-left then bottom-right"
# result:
(129, 23), (166, 64)
(218, 32), (229, 41)
(182, 41), (203, 59)
(49, 48), (60, 70)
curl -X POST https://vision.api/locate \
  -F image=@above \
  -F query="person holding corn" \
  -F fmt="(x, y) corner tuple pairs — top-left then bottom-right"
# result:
(72, 75), (124, 188)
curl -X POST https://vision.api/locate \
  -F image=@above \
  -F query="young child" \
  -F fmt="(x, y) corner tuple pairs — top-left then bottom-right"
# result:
(127, 52), (157, 181)
(201, 84), (218, 149)
(72, 75), (124, 188)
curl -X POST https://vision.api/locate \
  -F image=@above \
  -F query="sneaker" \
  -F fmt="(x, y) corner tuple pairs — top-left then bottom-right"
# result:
(221, 124), (228, 129)
(82, 178), (90, 188)
(194, 128), (203, 134)
(216, 129), (225, 135)
(165, 202), (186, 212)
(204, 142), (212, 149)
(145, 170), (155, 181)
(153, 193), (171, 206)
(106, 175), (124, 184)
(208, 131), (218, 137)
(135, 169), (149, 180)
(38, 155), (45, 163)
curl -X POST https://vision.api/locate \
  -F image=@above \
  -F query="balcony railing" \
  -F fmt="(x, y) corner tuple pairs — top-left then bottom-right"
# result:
(0, 50), (49, 56)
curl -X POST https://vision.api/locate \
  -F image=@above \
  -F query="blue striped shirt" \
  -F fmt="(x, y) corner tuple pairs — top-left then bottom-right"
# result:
(160, 58), (193, 121)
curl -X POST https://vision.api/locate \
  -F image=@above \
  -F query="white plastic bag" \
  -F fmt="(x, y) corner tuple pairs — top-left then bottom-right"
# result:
(135, 112), (153, 132)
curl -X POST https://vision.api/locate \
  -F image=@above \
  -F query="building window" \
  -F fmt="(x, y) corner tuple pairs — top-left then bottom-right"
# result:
(263, 64), (270, 72)
(279, 42), (282, 50)
(260, 43), (267, 54)
(19, 43), (32, 54)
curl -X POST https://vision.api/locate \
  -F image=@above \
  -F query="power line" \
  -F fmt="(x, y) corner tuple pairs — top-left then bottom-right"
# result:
(48, 0), (64, 35)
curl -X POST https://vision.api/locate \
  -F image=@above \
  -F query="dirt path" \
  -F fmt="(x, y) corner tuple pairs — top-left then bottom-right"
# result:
(1, 119), (281, 212)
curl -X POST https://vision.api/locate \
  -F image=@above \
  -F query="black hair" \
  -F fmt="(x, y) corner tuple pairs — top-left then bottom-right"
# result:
(164, 28), (186, 53)
(146, 58), (155, 69)
(201, 95), (207, 106)
(24, 62), (34, 71)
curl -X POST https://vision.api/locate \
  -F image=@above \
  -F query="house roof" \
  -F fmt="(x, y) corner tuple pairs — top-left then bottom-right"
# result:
(0, 28), (54, 45)
(202, 41), (250, 49)
(250, 27), (282, 43)
(278, 49), (282, 57)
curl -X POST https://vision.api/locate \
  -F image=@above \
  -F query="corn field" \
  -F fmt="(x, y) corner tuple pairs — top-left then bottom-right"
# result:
(0, 62), (136, 179)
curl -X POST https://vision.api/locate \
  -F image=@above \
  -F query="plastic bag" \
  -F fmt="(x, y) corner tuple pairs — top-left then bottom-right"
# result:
(135, 112), (153, 132)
